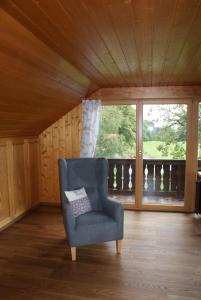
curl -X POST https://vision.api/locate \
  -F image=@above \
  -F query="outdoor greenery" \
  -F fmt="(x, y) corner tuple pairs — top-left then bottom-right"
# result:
(143, 141), (186, 159)
(95, 104), (194, 159)
(95, 105), (136, 158)
(143, 104), (187, 159)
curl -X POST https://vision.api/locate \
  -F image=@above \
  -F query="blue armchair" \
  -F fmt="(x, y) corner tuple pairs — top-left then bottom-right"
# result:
(58, 158), (124, 261)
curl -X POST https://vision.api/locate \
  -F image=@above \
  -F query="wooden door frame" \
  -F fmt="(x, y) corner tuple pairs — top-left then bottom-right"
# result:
(126, 99), (199, 212)
(102, 99), (199, 212)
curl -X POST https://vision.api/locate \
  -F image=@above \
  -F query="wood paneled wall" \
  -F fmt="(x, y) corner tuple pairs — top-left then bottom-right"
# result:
(0, 137), (39, 229)
(0, 104), (82, 229)
(39, 105), (82, 204)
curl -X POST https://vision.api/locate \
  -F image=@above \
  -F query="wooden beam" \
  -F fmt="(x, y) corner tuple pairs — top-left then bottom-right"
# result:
(90, 86), (201, 102)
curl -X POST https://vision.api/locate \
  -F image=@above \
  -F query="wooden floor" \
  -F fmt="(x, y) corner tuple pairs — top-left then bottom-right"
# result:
(0, 207), (201, 300)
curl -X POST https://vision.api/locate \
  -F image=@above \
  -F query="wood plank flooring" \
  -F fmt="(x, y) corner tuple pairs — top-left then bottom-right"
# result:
(0, 206), (201, 300)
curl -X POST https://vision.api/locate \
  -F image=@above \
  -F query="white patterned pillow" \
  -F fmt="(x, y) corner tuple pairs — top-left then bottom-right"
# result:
(64, 187), (92, 217)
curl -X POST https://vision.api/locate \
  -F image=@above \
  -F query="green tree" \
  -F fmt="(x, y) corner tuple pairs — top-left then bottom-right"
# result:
(149, 105), (187, 159)
(95, 104), (201, 160)
(143, 120), (161, 141)
(95, 105), (136, 158)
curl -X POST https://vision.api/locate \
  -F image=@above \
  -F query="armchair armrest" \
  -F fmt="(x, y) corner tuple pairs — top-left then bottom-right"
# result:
(102, 198), (124, 222)
(62, 202), (76, 234)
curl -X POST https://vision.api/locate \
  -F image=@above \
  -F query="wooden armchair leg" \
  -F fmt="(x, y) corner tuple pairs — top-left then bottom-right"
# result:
(70, 247), (76, 261)
(116, 240), (122, 254)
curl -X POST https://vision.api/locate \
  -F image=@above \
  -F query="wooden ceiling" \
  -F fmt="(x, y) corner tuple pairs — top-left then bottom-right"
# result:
(1, 0), (201, 136)
(0, 7), (93, 137)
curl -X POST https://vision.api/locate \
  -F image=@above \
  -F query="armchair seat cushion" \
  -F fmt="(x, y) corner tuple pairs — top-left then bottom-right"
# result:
(76, 211), (115, 227)
(71, 211), (120, 247)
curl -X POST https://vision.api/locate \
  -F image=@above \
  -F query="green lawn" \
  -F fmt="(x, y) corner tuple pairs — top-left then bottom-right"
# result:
(143, 141), (186, 159)
(96, 140), (188, 159)
(143, 141), (163, 159)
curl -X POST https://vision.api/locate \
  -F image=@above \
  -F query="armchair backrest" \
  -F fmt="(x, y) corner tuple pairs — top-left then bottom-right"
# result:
(58, 158), (108, 211)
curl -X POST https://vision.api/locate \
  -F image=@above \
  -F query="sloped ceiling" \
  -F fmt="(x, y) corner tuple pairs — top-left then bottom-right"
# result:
(0, 7), (95, 137)
(1, 0), (201, 136)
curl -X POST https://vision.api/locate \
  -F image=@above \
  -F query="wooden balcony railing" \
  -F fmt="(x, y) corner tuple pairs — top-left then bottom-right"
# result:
(108, 158), (190, 199)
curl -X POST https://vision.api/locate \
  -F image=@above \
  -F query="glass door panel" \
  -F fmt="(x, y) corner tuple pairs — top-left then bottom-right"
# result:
(95, 105), (136, 205)
(142, 104), (187, 206)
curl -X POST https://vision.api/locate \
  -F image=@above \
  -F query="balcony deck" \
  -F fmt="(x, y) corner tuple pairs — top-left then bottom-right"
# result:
(109, 191), (183, 206)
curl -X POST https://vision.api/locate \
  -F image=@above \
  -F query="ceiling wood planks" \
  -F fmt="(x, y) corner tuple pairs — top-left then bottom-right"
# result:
(3, 0), (201, 87)
(1, 1), (201, 136)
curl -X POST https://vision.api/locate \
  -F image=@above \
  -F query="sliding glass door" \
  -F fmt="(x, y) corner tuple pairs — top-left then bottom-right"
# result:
(95, 105), (137, 205)
(141, 104), (187, 208)
(96, 100), (195, 211)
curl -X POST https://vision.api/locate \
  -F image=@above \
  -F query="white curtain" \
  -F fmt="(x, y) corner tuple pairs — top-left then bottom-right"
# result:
(80, 99), (101, 157)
